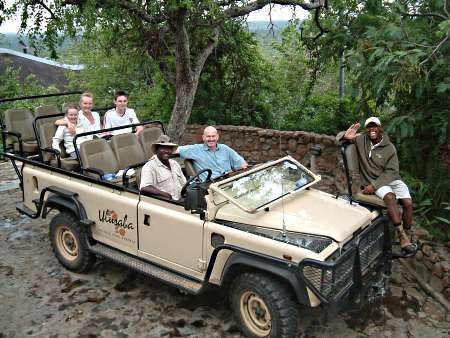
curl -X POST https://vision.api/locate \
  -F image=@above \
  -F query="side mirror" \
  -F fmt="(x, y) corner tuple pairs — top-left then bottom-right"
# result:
(184, 183), (208, 214)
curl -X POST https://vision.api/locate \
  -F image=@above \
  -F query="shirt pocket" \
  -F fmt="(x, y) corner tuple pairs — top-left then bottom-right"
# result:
(156, 171), (171, 183)
(217, 157), (232, 171)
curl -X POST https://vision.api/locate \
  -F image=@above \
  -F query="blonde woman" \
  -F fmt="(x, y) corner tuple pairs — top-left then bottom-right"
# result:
(52, 104), (91, 159)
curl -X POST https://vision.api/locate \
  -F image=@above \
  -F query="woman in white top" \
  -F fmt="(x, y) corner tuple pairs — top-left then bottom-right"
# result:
(52, 104), (91, 159)
(78, 92), (101, 134)
(55, 92), (102, 136)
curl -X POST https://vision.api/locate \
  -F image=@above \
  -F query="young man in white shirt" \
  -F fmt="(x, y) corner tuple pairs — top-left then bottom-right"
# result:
(103, 90), (144, 136)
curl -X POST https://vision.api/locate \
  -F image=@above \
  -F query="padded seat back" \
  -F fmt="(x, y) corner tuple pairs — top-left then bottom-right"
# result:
(344, 143), (360, 175)
(3, 108), (38, 153)
(35, 105), (61, 117)
(111, 133), (146, 169)
(139, 127), (163, 158)
(36, 118), (59, 162)
(184, 159), (196, 178)
(338, 142), (386, 208)
(4, 108), (36, 142)
(79, 138), (119, 176)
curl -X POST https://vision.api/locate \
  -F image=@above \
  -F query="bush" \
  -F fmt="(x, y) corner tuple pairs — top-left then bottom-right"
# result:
(277, 93), (359, 135)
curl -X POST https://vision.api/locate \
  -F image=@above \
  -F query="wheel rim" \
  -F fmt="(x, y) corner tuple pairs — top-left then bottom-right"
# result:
(240, 290), (272, 337)
(55, 225), (79, 261)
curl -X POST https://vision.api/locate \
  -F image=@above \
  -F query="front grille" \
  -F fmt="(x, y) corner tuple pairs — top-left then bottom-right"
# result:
(359, 222), (385, 274)
(301, 248), (356, 303)
(299, 217), (388, 304)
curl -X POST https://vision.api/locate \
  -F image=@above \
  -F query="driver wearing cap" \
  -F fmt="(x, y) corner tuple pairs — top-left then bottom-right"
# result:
(337, 117), (416, 254)
(140, 135), (186, 200)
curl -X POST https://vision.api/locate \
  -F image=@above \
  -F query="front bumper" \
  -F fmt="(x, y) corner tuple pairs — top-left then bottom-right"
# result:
(298, 216), (391, 305)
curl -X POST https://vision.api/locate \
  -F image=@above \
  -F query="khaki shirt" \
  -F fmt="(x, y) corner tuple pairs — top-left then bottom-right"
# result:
(140, 156), (186, 200)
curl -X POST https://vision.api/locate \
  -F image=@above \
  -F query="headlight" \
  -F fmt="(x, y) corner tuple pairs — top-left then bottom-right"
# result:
(275, 232), (333, 253)
(217, 220), (333, 253)
(253, 227), (333, 253)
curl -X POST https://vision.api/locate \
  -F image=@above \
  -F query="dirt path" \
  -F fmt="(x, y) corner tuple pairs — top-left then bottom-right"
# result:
(0, 160), (448, 338)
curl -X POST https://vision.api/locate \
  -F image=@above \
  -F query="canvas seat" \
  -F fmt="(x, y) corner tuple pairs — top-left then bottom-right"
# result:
(34, 114), (79, 171)
(34, 105), (61, 117)
(79, 138), (119, 179)
(111, 133), (148, 187)
(184, 159), (196, 178)
(111, 133), (146, 169)
(340, 142), (386, 208)
(139, 126), (163, 158)
(3, 108), (38, 154)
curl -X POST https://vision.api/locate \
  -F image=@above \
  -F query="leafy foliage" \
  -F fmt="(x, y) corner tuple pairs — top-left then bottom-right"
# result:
(192, 21), (276, 127)
(304, 0), (449, 236)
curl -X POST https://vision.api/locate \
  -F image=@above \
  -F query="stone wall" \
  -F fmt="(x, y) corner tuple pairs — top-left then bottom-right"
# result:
(182, 124), (340, 192)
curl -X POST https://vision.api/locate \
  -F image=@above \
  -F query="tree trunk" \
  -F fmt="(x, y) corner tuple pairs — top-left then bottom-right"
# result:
(166, 77), (200, 144)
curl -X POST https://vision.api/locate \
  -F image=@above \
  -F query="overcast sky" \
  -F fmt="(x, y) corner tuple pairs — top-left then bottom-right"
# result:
(0, 4), (308, 33)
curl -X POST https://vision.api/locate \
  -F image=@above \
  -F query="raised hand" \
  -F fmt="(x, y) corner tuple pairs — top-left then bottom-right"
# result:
(67, 122), (76, 135)
(344, 123), (361, 140)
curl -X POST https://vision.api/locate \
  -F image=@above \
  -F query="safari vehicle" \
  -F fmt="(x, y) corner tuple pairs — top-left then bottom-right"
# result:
(2, 93), (395, 338)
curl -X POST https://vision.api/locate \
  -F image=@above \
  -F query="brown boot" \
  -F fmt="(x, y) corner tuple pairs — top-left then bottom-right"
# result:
(396, 225), (416, 254)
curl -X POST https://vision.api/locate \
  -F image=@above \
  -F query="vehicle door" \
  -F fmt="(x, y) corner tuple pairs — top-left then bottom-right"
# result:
(137, 195), (205, 278)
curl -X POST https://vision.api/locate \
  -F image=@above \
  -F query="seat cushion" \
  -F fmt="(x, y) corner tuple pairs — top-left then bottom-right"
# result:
(353, 192), (386, 208)
(13, 140), (38, 153)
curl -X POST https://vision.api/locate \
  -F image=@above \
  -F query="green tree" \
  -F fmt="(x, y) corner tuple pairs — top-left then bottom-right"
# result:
(5, 0), (328, 142)
(305, 0), (449, 228)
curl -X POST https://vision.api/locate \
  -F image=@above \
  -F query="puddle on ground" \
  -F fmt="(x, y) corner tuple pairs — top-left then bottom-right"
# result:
(1, 215), (32, 231)
(0, 220), (15, 229)
(344, 289), (419, 330)
(7, 229), (34, 241)
(0, 181), (20, 192)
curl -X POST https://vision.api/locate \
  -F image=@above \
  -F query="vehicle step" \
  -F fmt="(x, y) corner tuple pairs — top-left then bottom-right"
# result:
(16, 202), (38, 218)
(89, 243), (204, 294)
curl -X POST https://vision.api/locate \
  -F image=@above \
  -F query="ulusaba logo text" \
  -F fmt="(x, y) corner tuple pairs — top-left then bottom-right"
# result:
(99, 209), (134, 237)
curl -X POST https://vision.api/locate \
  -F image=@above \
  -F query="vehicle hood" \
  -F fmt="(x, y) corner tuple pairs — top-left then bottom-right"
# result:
(214, 189), (372, 242)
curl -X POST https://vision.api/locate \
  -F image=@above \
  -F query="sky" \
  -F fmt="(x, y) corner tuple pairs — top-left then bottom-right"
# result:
(0, 4), (309, 33)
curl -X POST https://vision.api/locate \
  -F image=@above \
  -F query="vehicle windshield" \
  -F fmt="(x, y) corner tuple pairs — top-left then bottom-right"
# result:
(216, 159), (317, 211)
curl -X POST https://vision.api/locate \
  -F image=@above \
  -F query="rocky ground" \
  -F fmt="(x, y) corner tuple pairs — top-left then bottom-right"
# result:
(0, 160), (449, 338)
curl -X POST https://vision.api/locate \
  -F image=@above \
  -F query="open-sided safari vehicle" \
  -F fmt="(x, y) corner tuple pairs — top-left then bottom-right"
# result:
(2, 93), (396, 338)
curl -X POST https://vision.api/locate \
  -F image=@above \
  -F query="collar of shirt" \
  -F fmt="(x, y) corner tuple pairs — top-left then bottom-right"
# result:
(369, 136), (383, 158)
(151, 154), (171, 170)
(113, 108), (128, 117)
(202, 143), (221, 152)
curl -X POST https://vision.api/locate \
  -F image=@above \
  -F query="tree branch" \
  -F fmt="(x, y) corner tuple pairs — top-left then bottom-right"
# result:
(117, 0), (165, 24)
(171, 9), (192, 84)
(401, 11), (448, 21)
(225, 0), (325, 18)
(63, 0), (166, 24)
(419, 32), (450, 66)
(31, 0), (57, 20)
(194, 28), (219, 76)
(313, 7), (329, 40)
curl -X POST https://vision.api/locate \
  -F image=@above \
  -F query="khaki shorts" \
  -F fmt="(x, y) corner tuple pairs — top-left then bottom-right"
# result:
(375, 180), (411, 200)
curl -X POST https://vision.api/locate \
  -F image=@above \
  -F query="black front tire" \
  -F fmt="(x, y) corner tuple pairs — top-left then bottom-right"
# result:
(49, 211), (95, 272)
(230, 272), (298, 338)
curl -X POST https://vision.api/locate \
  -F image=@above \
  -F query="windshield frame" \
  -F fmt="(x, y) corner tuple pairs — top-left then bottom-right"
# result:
(209, 156), (321, 214)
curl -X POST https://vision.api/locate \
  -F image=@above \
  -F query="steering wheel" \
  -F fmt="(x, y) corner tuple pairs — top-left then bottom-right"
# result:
(181, 169), (212, 197)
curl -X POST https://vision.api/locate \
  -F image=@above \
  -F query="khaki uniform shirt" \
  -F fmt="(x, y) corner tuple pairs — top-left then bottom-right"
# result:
(140, 156), (186, 200)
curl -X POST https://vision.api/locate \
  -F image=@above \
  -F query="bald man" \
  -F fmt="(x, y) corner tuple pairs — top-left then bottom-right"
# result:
(177, 126), (248, 179)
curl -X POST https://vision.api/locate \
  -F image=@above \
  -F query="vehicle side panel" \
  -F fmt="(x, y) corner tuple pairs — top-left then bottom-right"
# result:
(23, 164), (139, 254)
(137, 195), (205, 278)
